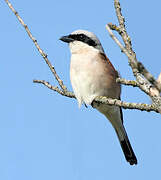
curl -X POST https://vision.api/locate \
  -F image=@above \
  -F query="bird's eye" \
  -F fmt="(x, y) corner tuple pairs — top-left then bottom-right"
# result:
(78, 34), (85, 41)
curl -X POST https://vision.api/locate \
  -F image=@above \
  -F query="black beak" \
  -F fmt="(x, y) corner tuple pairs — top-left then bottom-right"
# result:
(59, 35), (74, 43)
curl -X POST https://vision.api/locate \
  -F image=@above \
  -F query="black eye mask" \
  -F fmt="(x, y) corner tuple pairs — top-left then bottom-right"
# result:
(68, 34), (97, 47)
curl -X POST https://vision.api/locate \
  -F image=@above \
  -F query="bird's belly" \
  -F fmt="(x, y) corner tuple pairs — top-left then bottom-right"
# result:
(71, 64), (110, 105)
(70, 53), (119, 105)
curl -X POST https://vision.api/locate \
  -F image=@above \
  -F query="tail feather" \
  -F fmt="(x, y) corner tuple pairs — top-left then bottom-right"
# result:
(94, 104), (137, 165)
(115, 128), (137, 165)
(120, 136), (137, 165)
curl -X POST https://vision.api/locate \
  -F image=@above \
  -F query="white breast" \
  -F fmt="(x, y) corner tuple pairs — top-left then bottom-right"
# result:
(70, 48), (104, 107)
(69, 41), (120, 108)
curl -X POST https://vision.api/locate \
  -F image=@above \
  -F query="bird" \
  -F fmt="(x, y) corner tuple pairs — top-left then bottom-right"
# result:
(60, 29), (137, 165)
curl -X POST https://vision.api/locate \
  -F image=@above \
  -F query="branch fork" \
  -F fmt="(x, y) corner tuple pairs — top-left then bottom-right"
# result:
(5, 0), (161, 113)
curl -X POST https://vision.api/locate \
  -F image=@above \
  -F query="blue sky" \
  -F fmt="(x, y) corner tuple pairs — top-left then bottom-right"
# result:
(1, 0), (161, 179)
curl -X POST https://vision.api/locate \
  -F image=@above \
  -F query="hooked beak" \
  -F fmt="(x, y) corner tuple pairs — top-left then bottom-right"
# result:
(59, 35), (74, 43)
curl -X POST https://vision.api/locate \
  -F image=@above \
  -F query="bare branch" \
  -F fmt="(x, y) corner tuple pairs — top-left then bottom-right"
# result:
(116, 78), (139, 87)
(94, 97), (159, 113)
(108, 23), (122, 35)
(33, 80), (75, 98)
(5, 0), (161, 113)
(108, 22), (161, 93)
(33, 80), (159, 113)
(137, 62), (161, 92)
(114, 0), (133, 53)
(106, 24), (129, 56)
(106, 24), (158, 97)
(106, 0), (161, 113)
(113, 0), (161, 93)
(4, 0), (67, 91)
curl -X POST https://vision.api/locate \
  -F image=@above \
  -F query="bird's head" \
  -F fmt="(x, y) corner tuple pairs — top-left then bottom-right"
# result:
(60, 30), (104, 54)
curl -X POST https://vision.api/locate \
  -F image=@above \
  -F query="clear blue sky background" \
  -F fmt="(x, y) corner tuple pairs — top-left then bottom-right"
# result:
(1, 0), (161, 179)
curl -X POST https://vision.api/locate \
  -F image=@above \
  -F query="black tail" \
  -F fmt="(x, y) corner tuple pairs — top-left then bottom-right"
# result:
(96, 103), (137, 165)
(119, 136), (137, 165)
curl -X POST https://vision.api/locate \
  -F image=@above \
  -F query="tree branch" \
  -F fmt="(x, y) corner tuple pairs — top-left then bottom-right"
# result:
(33, 80), (75, 98)
(4, 0), (67, 92)
(106, 24), (158, 96)
(94, 97), (159, 113)
(5, 0), (161, 113)
(116, 78), (139, 87)
(106, 0), (161, 113)
(137, 62), (161, 92)
(113, 0), (161, 92)
(108, 22), (161, 92)
(33, 80), (159, 113)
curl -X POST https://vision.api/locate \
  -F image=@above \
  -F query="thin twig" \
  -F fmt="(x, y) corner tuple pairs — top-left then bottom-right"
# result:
(106, 0), (161, 113)
(108, 23), (122, 35)
(5, 0), (161, 113)
(114, 1), (132, 52)
(33, 80), (159, 113)
(113, 0), (161, 94)
(94, 97), (159, 113)
(116, 78), (139, 87)
(33, 80), (75, 98)
(106, 24), (129, 56)
(4, 0), (67, 91)
(108, 22), (161, 92)
(106, 24), (154, 96)
(137, 62), (161, 92)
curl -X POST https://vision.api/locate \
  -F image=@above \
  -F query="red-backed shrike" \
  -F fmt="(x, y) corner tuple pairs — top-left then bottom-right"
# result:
(60, 30), (137, 165)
